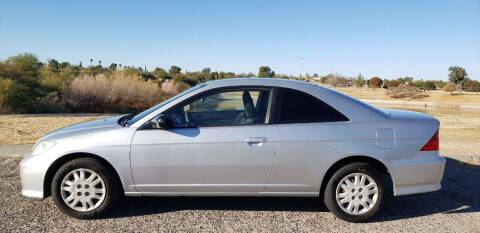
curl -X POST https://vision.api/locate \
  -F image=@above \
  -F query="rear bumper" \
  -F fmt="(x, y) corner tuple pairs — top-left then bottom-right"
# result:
(389, 156), (446, 196)
(19, 155), (48, 200)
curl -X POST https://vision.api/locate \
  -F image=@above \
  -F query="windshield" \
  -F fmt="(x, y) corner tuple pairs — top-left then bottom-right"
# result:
(126, 83), (207, 126)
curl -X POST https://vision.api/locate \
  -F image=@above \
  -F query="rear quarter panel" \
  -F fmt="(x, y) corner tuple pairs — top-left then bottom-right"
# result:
(267, 110), (441, 194)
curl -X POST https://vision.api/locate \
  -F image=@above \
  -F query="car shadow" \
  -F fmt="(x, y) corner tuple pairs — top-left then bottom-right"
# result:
(106, 157), (480, 221)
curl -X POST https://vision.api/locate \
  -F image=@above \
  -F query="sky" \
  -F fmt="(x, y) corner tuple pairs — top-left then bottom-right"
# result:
(1, 0), (479, 81)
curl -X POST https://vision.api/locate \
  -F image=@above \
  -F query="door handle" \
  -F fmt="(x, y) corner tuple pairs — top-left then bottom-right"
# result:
(245, 137), (267, 143)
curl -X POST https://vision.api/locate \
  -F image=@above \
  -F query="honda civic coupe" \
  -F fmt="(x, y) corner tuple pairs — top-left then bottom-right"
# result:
(20, 78), (445, 222)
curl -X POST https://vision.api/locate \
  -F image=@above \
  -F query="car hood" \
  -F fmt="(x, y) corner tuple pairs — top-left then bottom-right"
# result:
(38, 115), (124, 142)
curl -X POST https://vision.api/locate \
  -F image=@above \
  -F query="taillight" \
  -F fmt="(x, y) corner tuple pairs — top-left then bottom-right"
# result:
(420, 130), (439, 151)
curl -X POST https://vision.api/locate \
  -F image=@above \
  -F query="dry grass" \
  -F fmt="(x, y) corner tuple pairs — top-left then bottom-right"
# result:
(330, 87), (480, 103)
(64, 73), (163, 112)
(433, 113), (480, 156)
(0, 114), (112, 144)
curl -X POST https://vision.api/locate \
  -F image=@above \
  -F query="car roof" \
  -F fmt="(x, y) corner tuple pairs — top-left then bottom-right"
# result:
(204, 77), (320, 89)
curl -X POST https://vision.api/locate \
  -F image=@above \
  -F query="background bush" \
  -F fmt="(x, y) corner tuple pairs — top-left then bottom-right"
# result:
(63, 73), (163, 113)
(387, 84), (421, 98)
(0, 53), (476, 113)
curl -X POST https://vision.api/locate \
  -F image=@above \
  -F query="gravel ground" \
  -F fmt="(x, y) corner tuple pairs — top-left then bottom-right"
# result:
(1, 156), (479, 233)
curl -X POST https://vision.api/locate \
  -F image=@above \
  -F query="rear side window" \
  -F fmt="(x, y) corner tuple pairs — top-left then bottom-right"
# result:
(274, 88), (349, 123)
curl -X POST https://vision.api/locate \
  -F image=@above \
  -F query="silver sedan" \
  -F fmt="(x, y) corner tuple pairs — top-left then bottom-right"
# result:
(20, 78), (445, 222)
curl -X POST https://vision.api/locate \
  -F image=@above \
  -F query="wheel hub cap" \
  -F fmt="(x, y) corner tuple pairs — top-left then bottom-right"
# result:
(60, 168), (106, 212)
(335, 173), (378, 215)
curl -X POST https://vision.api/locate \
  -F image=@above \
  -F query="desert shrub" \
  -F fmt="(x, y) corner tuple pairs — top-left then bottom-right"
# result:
(0, 79), (32, 112)
(423, 81), (436, 90)
(63, 73), (164, 113)
(0, 53), (43, 89)
(387, 84), (422, 98)
(464, 80), (480, 93)
(442, 83), (457, 94)
(140, 71), (156, 81)
(322, 74), (349, 87)
(160, 80), (182, 97)
(40, 66), (79, 93)
(0, 53), (43, 112)
(353, 74), (365, 87)
(435, 80), (446, 89)
(413, 80), (425, 88)
(174, 73), (199, 87)
(173, 80), (193, 92)
(385, 80), (400, 89)
(153, 68), (170, 82)
(35, 91), (65, 113)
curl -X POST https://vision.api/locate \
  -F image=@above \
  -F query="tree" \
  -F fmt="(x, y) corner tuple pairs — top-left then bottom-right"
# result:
(109, 63), (118, 70)
(368, 77), (383, 89)
(413, 79), (425, 89)
(0, 53), (43, 112)
(403, 77), (413, 84)
(353, 73), (365, 87)
(59, 62), (70, 69)
(385, 80), (400, 89)
(210, 71), (219, 80)
(201, 68), (211, 75)
(258, 66), (275, 78)
(153, 67), (169, 81)
(219, 71), (235, 79)
(448, 66), (468, 84)
(0, 79), (31, 112)
(423, 81), (436, 90)
(435, 80), (446, 89)
(169, 65), (182, 76)
(201, 68), (211, 82)
(0, 53), (42, 89)
(47, 59), (60, 70)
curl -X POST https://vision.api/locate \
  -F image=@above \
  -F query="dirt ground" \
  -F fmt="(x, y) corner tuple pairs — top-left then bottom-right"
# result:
(432, 113), (480, 157)
(331, 87), (480, 103)
(0, 114), (113, 144)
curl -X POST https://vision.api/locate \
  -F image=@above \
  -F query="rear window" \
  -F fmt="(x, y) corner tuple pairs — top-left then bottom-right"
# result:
(275, 88), (349, 123)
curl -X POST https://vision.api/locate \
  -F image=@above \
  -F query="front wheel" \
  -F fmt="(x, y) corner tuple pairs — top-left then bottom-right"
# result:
(51, 158), (121, 219)
(324, 162), (387, 222)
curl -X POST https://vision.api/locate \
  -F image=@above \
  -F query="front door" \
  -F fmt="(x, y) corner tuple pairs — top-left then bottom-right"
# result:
(130, 87), (274, 194)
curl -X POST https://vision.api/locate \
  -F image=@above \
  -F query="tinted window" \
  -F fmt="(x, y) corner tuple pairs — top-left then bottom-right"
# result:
(165, 88), (271, 128)
(275, 88), (348, 123)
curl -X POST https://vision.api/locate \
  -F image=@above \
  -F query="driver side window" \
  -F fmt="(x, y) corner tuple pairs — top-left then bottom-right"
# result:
(165, 88), (271, 128)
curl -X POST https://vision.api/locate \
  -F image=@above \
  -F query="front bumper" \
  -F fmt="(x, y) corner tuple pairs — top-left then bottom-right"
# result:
(19, 155), (49, 200)
(389, 156), (446, 196)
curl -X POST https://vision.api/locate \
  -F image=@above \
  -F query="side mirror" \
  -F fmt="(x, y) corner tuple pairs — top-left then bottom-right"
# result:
(151, 114), (170, 129)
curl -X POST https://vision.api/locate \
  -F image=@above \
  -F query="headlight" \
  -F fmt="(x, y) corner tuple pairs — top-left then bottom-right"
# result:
(31, 141), (56, 156)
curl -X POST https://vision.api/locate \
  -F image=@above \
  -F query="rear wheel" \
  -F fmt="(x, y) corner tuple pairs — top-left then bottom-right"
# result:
(324, 162), (387, 222)
(51, 158), (120, 219)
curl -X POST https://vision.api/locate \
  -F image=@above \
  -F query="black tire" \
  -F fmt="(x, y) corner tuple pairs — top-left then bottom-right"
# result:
(324, 162), (387, 222)
(51, 157), (121, 219)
